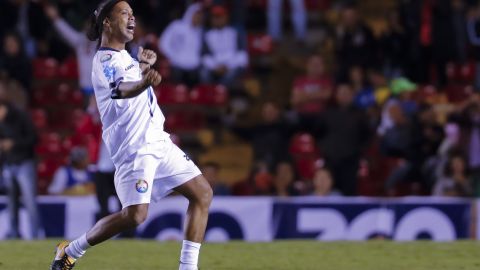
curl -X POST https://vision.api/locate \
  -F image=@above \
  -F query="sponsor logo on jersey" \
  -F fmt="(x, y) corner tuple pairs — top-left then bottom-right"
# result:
(100, 54), (112, 63)
(125, 63), (135, 71)
(135, 180), (149, 193)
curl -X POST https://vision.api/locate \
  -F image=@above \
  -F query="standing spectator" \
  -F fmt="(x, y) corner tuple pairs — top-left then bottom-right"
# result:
(0, 101), (39, 239)
(267, 0), (307, 42)
(291, 55), (333, 131)
(271, 161), (298, 197)
(159, 3), (204, 87)
(48, 147), (95, 196)
(311, 168), (341, 196)
(43, 4), (97, 101)
(201, 5), (248, 88)
(380, 10), (409, 77)
(0, 32), (32, 94)
(314, 84), (371, 195)
(201, 161), (230, 196)
(467, 4), (480, 91)
(335, 5), (376, 81)
(432, 154), (472, 197)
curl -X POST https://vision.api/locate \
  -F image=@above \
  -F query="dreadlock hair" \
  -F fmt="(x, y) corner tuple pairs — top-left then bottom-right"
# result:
(87, 0), (126, 48)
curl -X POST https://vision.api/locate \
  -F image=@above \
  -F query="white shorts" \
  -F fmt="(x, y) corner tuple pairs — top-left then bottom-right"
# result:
(114, 138), (202, 208)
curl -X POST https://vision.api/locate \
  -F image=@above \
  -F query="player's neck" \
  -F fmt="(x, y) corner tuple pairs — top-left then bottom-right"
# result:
(100, 36), (125, 51)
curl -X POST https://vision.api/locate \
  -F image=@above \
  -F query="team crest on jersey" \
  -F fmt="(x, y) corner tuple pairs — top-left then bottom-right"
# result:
(100, 54), (112, 63)
(103, 65), (116, 81)
(135, 180), (149, 193)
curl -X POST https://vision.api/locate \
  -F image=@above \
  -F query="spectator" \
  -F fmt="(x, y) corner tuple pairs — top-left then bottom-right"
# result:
(201, 5), (248, 88)
(335, 5), (376, 81)
(267, 0), (307, 42)
(271, 161), (298, 197)
(377, 78), (418, 136)
(230, 101), (293, 170)
(311, 168), (341, 196)
(0, 101), (39, 239)
(432, 153), (472, 197)
(0, 32), (32, 93)
(314, 84), (371, 195)
(380, 10), (409, 77)
(349, 66), (375, 110)
(291, 55), (333, 131)
(467, 4), (480, 91)
(380, 103), (418, 195)
(48, 147), (95, 196)
(201, 161), (230, 196)
(159, 3), (204, 87)
(43, 4), (97, 101)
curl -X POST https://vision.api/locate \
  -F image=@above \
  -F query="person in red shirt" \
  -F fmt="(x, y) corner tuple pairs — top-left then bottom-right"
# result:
(291, 55), (333, 131)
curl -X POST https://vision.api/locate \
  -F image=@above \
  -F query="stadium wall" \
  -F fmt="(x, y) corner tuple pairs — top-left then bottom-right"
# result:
(0, 196), (475, 241)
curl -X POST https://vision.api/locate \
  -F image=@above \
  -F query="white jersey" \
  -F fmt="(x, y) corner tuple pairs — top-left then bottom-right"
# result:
(91, 47), (169, 168)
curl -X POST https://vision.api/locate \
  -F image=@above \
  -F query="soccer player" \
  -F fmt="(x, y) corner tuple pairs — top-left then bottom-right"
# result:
(50, 1), (213, 270)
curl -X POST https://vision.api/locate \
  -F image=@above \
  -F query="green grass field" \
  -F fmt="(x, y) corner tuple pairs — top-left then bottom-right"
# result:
(0, 240), (479, 270)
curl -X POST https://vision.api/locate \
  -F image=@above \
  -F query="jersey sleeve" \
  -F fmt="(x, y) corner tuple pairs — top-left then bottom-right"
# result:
(98, 52), (127, 99)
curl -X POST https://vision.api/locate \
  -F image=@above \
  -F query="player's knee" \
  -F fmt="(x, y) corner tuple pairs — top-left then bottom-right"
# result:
(123, 205), (148, 227)
(198, 184), (213, 208)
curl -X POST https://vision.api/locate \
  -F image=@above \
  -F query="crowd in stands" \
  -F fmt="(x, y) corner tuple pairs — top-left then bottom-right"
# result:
(2, 0), (480, 212)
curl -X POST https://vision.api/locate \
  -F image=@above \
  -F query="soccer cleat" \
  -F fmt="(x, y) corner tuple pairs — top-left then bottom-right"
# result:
(50, 241), (76, 270)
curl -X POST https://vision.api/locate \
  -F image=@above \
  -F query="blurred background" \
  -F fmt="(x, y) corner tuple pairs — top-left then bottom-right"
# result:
(0, 0), (479, 242)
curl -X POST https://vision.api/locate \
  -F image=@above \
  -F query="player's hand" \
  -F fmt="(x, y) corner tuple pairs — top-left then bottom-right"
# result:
(44, 4), (59, 20)
(144, 69), (162, 87)
(137, 46), (157, 66)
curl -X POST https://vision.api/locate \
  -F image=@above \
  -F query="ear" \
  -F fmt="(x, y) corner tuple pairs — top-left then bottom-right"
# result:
(103, 17), (110, 29)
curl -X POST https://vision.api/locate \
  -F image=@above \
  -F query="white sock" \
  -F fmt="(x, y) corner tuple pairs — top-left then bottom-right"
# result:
(179, 240), (201, 270)
(65, 233), (91, 259)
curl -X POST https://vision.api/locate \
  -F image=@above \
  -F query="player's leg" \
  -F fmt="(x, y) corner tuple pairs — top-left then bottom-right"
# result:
(174, 175), (213, 270)
(50, 201), (149, 270)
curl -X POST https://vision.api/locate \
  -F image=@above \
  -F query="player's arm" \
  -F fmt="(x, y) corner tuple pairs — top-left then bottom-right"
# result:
(111, 69), (162, 99)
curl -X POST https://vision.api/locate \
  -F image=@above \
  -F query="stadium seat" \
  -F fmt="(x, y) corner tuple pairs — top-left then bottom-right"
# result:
(445, 84), (474, 104)
(58, 56), (79, 80)
(32, 58), (59, 79)
(30, 108), (48, 131)
(189, 84), (228, 106)
(294, 157), (323, 180)
(35, 132), (62, 157)
(164, 111), (206, 132)
(289, 133), (319, 157)
(155, 83), (189, 105)
(247, 34), (273, 56)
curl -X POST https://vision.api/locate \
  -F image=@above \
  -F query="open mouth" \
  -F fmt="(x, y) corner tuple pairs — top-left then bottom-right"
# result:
(126, 24), (135, 33)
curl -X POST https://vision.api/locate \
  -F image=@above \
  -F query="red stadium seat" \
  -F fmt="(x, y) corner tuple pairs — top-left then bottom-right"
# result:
(445, 84), (474, 104)
(155, 84), (189, 105)
(30, 108), (48, 131)
(247, 34), (273, 56)
(35, 132), (62, 157)
(190, 84), (228, 106)
(294, 157), (323, 180)
(58, 57), (79, 80)
(164, 111), (206, 132)
(289, 133), (319, 157)
(32, 58), (59, 79)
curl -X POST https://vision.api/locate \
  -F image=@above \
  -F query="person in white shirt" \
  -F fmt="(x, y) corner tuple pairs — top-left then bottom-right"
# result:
(44, 4), (97, 100)
(201, 5), (248, 88)
(159, 3), (204, 87)
(50, 2), (212, 270)
(48, 147), (95, 196)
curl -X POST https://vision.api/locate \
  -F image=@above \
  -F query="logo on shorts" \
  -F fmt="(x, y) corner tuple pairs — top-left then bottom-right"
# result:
(135, 180), (149, 193)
